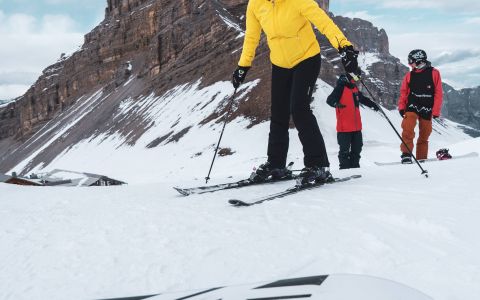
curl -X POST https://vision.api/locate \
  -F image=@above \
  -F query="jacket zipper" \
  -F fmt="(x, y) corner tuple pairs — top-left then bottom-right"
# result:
(271, 0), (290, 66)
(271, 0), (276, 36)
(353, 92), (359, 131)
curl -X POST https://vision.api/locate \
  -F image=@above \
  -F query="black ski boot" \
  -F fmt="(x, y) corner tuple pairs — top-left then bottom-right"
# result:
(401, 153), (413, 164)
(250, 161), (293, 183)
(296, 166), (333, 186)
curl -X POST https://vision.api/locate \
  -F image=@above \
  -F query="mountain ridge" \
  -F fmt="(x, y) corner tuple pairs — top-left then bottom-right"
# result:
(0, 0), (478, 175)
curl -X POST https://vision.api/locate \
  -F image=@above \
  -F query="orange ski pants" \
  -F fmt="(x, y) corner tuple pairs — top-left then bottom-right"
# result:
(400, 112), (432, 160)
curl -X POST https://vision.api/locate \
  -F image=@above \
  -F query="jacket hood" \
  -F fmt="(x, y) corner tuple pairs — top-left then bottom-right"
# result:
(337, 75), (356, 89)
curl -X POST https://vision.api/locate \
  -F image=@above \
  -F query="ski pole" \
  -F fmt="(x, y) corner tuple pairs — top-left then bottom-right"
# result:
(205, 88), (237, 184)
(356, 77), (429, 178)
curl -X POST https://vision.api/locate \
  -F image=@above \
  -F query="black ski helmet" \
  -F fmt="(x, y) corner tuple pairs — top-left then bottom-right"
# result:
(408, 49), (427, 65)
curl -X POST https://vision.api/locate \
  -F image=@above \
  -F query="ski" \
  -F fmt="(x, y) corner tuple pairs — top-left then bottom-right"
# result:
(175, 162), (298, 196)
(374, 152), (478, 166)
(228, 174), (362, 207)
(174, 176), (295, 196)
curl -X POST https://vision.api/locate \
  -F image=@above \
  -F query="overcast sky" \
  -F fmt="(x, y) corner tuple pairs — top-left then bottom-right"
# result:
(0, 0), (479, 100)
(0, 0), (105, 100)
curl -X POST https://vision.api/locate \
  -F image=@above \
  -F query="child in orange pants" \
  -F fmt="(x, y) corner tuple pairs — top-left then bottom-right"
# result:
(398, 49), (443, 163)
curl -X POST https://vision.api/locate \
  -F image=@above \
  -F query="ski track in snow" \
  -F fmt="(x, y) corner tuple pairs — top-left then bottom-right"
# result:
(1, 80), (479, 300)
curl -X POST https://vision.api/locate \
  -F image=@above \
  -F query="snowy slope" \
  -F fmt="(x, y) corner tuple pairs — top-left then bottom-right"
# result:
(6, 79), (472, 184)
(1, 79), (479, 300)
(1, 139), (479, 300)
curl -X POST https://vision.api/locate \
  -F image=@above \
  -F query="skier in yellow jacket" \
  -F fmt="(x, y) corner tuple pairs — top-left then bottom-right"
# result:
(232, 0), (360, 185)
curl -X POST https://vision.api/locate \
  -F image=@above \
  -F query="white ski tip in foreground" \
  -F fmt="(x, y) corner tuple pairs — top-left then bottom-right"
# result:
(97, 273), (433, 300)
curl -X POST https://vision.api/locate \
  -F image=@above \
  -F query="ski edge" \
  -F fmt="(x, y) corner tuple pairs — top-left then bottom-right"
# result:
(173, 187), (191, 196)
(174, 176), (297, 197)
(229, 174), (362, 207)
(374, 152), (478, 166)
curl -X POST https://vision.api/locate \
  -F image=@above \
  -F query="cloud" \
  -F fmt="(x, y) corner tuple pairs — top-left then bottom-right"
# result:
(433, 50), (480, 65)
(3, 13), (37, 34)
(0, 11), (84, 99)
(438, 58), (480, 89)
(45, 0), (75, 3)
(383, 0), (480, 12)
(465, 17), (480, 25)
(388, 32), (477, 60)
(386, 31), (480, 88)
(0, 84), (31, 100)
(334, 0), (480, 13)
(341, 10), (380, 22)
(0, 71), (39, 85)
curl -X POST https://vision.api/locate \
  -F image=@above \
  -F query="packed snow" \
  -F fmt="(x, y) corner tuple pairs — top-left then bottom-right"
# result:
(1, 79), (479, 300)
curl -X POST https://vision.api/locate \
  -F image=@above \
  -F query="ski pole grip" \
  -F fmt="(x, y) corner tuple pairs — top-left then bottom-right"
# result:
(349, 72), (361, 82)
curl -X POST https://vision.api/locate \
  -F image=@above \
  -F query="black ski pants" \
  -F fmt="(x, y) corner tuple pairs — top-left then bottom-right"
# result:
(268, 54), (329, 168)
(337, 131), (363, 169)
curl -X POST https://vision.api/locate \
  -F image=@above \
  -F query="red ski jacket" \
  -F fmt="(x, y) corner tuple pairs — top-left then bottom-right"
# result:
(398, 66), (443, 117)
(327, 76), (378, 132)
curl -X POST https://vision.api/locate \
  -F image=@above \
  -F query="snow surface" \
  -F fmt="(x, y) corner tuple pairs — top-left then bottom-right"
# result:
(357, 52), (384, 76)
(216, 10), (245, 39)
(1, 79), (479, 300)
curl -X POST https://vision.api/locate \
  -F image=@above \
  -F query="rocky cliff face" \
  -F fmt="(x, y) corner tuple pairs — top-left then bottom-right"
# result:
(0, 0), (330, 143)
(0, 0), (478, 173)
(442, 85), (480, 136)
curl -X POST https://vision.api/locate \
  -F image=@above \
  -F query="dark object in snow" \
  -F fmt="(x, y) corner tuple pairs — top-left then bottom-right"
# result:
(40, 169), (126, 187)
(218, 147), (235, 156)
(436, 148), (452, 160)
(1, 170), (126, 187)
(0, 173), (42, 186)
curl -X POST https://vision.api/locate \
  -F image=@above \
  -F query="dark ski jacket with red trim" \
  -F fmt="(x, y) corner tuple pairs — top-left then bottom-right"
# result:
(398, 64), (443, 119)
(327, 75), (378, 132)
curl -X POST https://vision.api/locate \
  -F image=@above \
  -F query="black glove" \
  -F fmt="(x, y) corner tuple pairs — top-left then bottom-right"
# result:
(339, 45), (359, 73)
(372, 103), (380, 111)
(399, 110), (405, 118)
(232, 66), (250, 89)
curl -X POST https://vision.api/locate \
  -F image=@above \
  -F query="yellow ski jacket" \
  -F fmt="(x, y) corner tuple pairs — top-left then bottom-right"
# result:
(238, 0), (352, 69)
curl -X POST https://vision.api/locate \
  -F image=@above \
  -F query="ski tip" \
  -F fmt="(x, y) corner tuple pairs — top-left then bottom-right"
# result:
(332, 174), (362, 182)
(173, 187), (190, 196)
(228, 199), (249, 207)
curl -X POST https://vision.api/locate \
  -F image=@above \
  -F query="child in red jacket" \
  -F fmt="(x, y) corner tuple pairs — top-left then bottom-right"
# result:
(327, 73), (379, 169)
